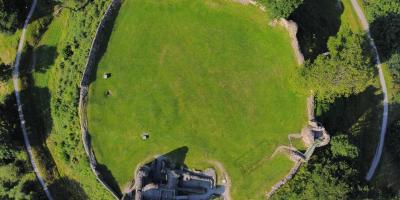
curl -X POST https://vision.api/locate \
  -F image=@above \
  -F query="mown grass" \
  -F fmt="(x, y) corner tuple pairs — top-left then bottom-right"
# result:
(0, 32), (20, 65)
(88, 0), (308, 199)
(341, 0), (362, 32)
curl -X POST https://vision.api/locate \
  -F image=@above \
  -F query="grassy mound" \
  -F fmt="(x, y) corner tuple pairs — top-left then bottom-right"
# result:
(88, 0), (307, 198)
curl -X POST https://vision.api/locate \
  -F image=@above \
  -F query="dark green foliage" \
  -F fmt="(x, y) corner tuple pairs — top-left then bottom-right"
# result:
(272, 134), (368, 200)
(388, 52), (400, 83)
(0, 96), (45, 199)
(258, 0), (304, 18)
(387, 119), (400, 161)
(0, 0), (22, 34)
(330, 134), (359, 159)
(289, 0), (342, 60)
(302, 27), (374, 102)
(365, 0), (400, 60)
(370, 14), (400, 60)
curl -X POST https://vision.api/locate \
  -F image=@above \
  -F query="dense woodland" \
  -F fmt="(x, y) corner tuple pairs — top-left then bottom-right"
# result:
(0, 5), (45, 199)
(273, 0), (400, 199)
(0, 0), (400, 199)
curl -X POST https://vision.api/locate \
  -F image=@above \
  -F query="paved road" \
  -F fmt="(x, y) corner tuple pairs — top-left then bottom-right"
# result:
(12, 0), (54, 199)
(350, 0), (389, 181)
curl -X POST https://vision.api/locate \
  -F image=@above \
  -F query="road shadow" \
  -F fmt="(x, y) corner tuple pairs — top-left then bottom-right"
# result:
(289, 0), (343, 60)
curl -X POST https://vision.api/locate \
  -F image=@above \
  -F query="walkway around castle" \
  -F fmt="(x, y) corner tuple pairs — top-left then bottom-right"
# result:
(350, 0), (389, 181)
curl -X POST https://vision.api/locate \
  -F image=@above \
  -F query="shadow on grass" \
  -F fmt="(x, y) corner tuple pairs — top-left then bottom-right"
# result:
(289, 0), (343, 60)
(47, 177), (89, 200)
(34, 45), (58, 73)
(160, 146), (189, 168)
(17, 45), (76, 199)
(94, 146), (189, 198)
(315, 86), (383, 172)
(97, 163), (123, 197)
(316, 86), (381, 134)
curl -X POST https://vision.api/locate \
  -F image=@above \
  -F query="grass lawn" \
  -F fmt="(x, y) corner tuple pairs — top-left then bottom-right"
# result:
(0, 32), (20, 65)
(87, 0), (308, 199)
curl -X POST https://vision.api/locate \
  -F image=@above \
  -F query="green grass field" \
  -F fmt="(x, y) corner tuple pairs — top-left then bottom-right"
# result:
(88, 0), (308, 199)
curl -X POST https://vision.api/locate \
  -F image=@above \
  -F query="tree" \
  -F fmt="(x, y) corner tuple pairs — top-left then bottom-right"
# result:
(272, 133), (368, 200)
(370, 14), (400, 60)
(364, 0), (400, 21)
(258, 0), (304, 18)
(302, 27), (374, 102)
(330, 134), (359, 159)
(0, 0), (21, 34)
(388, 52), (400, 83)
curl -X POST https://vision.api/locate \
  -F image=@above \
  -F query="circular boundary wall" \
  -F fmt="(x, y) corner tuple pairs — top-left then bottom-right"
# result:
(78, 1), (306, 199)
(79, 0), (122, 199)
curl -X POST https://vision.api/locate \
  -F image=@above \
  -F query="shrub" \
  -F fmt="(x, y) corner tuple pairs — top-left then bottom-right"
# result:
(258, 0), (304, 18)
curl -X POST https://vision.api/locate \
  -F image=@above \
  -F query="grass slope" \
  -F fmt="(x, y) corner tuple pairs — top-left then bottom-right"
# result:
(88, 0), (307, 199)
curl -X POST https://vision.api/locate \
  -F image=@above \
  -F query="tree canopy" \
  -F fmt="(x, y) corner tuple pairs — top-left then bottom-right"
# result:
(258, 0), (304, 18)
(0, 0), (21, 34)
(272, 134), (367, 200)
(302, 27), (374, 102)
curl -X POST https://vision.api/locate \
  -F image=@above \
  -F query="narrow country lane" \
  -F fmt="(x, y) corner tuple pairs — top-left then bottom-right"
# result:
(350, 0), (389, 181)
(12, 0), (54, 199)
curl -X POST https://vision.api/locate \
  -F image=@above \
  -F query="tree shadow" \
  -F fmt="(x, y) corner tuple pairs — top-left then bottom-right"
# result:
(27, 0), (59, 27)
(315, 86), (383, 172)
(34, 45), (58, 73)
(47, 177), (89, 200)
(370, 13), (400, 62)
(16, 46), (64, 195)
(289, 0), (343, 60)
(0, 63), (12, 82)
(316, 86), (382, 134)
(21, 180), (47, 200)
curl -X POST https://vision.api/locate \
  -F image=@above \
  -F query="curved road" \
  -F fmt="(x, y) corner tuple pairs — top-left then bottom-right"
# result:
(349, 0), (389, 181)
(12, 0), (54, 199)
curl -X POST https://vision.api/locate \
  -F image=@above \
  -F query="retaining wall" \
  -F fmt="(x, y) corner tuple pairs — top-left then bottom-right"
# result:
(78, 0), (122, 199)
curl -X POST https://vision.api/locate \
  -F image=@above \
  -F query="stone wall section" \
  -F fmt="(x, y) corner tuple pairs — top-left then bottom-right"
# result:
(79, 0), (122, 199)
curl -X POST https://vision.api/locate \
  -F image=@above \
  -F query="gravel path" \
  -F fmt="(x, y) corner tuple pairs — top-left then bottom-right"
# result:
(12, 0), (53, 199)
(350, 0), (389, 181)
